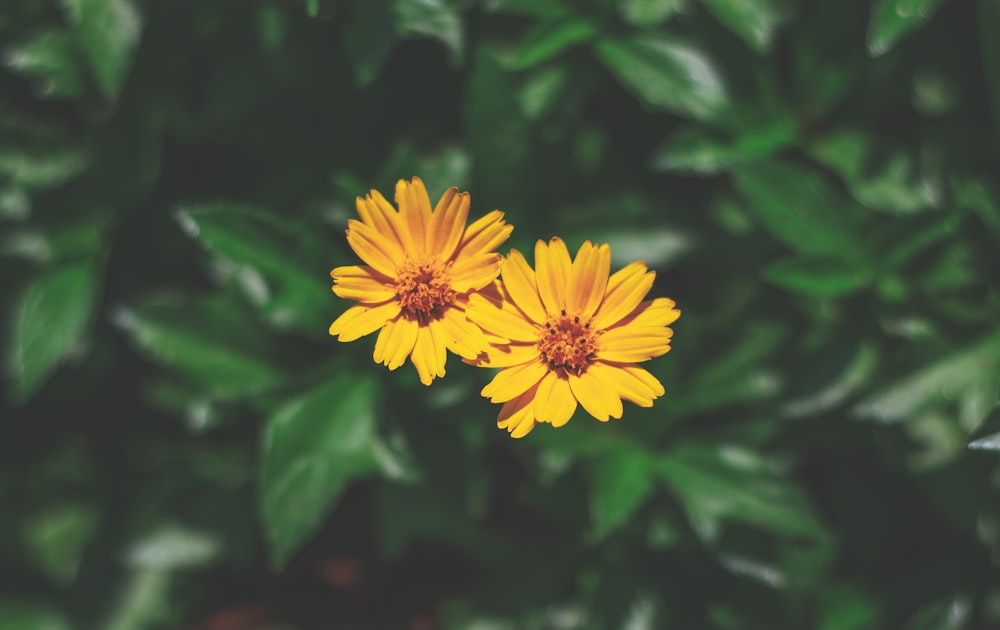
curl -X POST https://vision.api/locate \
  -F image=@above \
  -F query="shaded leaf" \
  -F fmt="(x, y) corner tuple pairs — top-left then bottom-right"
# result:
(22, 502), (99, 583)
(867, 0), (944, 57)
(594, 34), (727, 121)
(260, 374), (380, 568)
(509, 18), (597, 70)
(732, 161), (865, 262)
(854, 328), (1000, 423)
(3, 30), (86, 98)
(0, 601), (70, 630)
(176, 205), (328, 334)
(967, 407), (1000, 452)
(113, 295), (284, 400)
(343, 0), (396, 86)
(701, 0), (787, 53)
(650, 122), (794, 175)
(0, 146), (88, 191)
(61, 0), (141, 98)
(8, 262), (98, 404)
(983, 0), (1000, 141)
(590, 447), (655, 538)
(903, 595), (971, 630)
(393, 0), (463, 65)
(762, 256), (868, 298)
(655, 443), (826, 542)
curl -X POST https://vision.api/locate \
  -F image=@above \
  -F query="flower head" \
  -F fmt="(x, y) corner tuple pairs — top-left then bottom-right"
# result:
(467, 237), (679, 438)
(329, 177), (513, 385)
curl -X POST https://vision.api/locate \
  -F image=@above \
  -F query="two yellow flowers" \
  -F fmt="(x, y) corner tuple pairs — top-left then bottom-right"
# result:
(329, 177), (680, 438)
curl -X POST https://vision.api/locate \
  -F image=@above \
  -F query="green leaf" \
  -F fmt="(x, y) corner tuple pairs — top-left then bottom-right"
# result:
(701, 0), (787, 53)
(655, 443), (826, 542)
(732, 161), (865, 262)
(0, 601), (70, 630)
(0, 146), (88, 191)
(259, 374), (380, 568)
(483, 0), (572, 19)
(867, 0), (944, 57)
(3, 30), (87, 98)
(509, 19), (597, 70)
(902, 595), (971, 630)
(620, 0), (687, 28)
(343, 0), (396, 86)
(176, 205), (328, 334)
(393, 0), (463, 65)
(519, 63), (571, 120)
(590, 447), (656, 538)
(650, 121), (794, 175)
(983, 0), (1000, 141)
(967, 407), (1000, 452)
(124, 525), (221, 570)
(8, 263), (98, 404)
(305, 0), (320, 17)
(22, 502), (99, 582)
(762, 256), (867, 298)
(114, 295), (284, 399)
(61, 0), (141, 98)
(854, 328), (1000, 424)
(594, 34), (727, 121)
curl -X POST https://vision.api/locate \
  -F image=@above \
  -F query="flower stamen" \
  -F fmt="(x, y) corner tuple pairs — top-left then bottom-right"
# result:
(537, 313), (599, 375)
(394, 257), (456, 320)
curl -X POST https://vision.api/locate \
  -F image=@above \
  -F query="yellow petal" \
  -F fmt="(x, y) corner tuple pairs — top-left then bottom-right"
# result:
(533, 371), (577, 427)
(373, 316), (420, 370)
(500, 249), (547, 324)
(591, 263), (656, 330)
(569, 369), (623, 422)
(455, 210), (513, 258)
(346, 219), (403, 277)
(356, 191), (409, 252)
(331, 265), (396, 302)
(497, 385), (539, 438)
(435, 306), (494, 360)
(329, 301), (401, 342)
(395, 177), (432, 257)
(567, 241), (611, 319)
(597, 325), (673, 363)
(590, 361), (664, 407)
(410, 324), (446, 385)
(466, 292), (540, 342)
(534, 237), (571, 314)
(450, 253), (503, 293)
(481, 359), (548, 403)
(429, 187), (470, 260)
(613, 297), (681, 328)
(475, 342), (541, 368)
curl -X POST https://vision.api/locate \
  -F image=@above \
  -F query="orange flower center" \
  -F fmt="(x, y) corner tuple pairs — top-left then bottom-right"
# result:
(394, 257), (456, 320)
(537, 310), (600, 375)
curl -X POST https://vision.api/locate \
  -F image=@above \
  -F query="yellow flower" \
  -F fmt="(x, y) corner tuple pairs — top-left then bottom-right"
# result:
(329, 177), (513, 385)
(466, 237), (680, 438)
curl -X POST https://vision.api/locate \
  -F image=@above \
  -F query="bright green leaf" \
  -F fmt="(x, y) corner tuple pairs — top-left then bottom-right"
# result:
(620, 0), (687, 28)
(114, 295), (284, 399)
(259, 374), (380, 568)
(393, 0), (463, 65)
(867, 0), (944, 57)
(594, 34), (727, 121)
(732, 161), (864, 262)
(590, 447), (656, 538)
(854, 328), (1000, 424)
(124, 525), (221, 570)
(0, 146), (88, 191)
(8, 263), (98, 404)
(61, 0), (141, 98)
(701, 0), (787, 53)
(762, 256), (868, 298)
(509, 19), (597, 70)
(650, 121), (794, 175)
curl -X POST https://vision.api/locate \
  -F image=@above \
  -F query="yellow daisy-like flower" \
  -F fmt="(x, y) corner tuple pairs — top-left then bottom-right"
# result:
(329, 177), (513, 385)
(466, 237), (680, 438)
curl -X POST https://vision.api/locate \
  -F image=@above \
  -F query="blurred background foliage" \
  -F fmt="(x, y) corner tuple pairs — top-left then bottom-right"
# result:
(3, 0), (1000, 628)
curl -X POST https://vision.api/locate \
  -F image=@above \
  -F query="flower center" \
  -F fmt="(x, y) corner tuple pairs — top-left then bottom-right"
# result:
(394, 257), (456, 320)
(537, 310), (600, 375)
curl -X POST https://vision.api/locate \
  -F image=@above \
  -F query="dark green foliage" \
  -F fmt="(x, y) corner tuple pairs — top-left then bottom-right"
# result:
(2, 0), (1000, 628)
